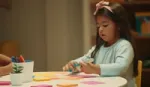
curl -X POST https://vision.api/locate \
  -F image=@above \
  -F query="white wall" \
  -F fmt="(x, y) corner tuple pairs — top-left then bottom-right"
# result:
(13, 0), (46, 71)
(67, 0), (83, 60)
(45, 0), (83, 71)
(0, 8), (6, 41)
(82, 0), (92, 53)
(3, 0), (47, 71)
(45, 0), (69, 70)
(0, 0), (86, 71)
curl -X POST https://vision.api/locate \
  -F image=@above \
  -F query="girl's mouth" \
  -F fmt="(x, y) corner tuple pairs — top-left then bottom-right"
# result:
(101, 34), (105, 36)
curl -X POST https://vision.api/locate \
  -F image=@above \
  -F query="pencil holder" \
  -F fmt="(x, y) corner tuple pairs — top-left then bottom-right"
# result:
(13, 60), (34, 83)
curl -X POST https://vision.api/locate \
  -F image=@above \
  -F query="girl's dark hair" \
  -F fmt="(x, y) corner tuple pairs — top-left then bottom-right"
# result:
(91, 2), (138, 77)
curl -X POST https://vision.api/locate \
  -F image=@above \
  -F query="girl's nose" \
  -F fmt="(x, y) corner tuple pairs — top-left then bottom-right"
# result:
(99, 27), (103, 32)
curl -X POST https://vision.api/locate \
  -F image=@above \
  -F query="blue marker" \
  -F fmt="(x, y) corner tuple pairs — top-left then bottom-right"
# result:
(11, 56), (16, 62)
(68, 69), (72, 72)
(68, 63), (81, 72)
(73, 63), (80, 67)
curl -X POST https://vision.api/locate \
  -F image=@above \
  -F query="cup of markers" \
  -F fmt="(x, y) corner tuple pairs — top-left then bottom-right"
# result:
(11, 55), (34, 83)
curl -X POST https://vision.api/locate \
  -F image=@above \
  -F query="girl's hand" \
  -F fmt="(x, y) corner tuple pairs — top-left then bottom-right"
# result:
(62, 60), (80, 72)
(0, 54), (12, 76)
(0, 54), (11, 66)
(80, 62), (100, 74)
(0, 63), (12, 76)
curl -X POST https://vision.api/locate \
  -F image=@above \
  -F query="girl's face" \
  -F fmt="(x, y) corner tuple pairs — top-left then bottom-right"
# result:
(96, 15), (120, 46)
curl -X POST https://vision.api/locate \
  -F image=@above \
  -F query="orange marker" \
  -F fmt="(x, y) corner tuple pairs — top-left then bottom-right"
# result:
(19, 55), (25, 62)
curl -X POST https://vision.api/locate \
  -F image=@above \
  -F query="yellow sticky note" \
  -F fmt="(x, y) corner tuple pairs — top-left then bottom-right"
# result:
(33, 76), (51, 81)
(64, 76), (81, 80)
(57, 83), (78, 87)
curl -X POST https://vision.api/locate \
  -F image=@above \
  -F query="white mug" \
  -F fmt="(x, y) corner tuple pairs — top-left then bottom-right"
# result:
(13, 60), (34, 83)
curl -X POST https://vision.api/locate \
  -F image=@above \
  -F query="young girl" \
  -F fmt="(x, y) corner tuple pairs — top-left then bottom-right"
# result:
(0, 54), (12, 76)
(63, 1), (138, 87)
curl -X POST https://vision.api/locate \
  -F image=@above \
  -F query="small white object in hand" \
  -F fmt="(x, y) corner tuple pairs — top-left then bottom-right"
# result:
(82, 57), (94, 63)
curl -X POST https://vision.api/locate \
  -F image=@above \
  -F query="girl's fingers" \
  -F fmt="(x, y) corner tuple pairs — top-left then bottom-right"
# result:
(70, 61), (81, 72)
(63, 65), (69, 71)
(63, 61), (75, 71)
(80, 62), (92, 73)
(79, 61), (87, 67)
(87, 62), (94, 67)
(69, 62), (77, 71)
(69, 61), (76, 68)
(62, 66), (66, 71)
(63, 61), (82, 72)
(80, 66), (84, 72)
(69, 65), (75, 71)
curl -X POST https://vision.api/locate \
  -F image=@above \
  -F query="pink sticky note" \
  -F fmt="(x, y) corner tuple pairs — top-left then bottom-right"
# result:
(81, 81), (105, 85)
(70, 75), (97, 78)
(31, 84), (52, 87)
(0, 81), (11, 85)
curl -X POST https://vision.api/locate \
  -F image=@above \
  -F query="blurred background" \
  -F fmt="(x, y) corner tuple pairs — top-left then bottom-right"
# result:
(0, 0), (150, 86)
(0, 0), (89, 72)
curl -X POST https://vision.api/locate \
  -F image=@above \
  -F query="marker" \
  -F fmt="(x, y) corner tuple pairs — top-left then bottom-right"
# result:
(19, 55), (25, 62)
(11, 56), (17, 62)
(15, 57), (20, 63)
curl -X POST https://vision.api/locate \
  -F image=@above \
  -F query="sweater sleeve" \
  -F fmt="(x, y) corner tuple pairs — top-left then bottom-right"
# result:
(100, 43), (134, 76)
(74, 46), (95, 62)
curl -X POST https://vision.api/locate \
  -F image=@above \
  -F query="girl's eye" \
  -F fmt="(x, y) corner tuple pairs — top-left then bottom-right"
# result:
(97, 26), (100, 29)
(96, 25), (100, 28)
(103, 25), (108, 27)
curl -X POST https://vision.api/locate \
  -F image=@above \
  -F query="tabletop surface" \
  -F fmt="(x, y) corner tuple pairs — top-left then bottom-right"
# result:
(0, 72), (127, 87)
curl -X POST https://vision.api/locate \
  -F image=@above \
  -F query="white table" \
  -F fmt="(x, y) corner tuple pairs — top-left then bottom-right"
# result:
(0, 72), (127, 87)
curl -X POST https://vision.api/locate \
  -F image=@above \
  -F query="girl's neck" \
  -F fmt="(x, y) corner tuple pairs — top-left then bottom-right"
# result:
(105, 37), (120, 47)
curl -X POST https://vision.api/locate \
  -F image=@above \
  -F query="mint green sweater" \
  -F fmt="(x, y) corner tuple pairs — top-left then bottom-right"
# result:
(75, 39), (136, 87)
